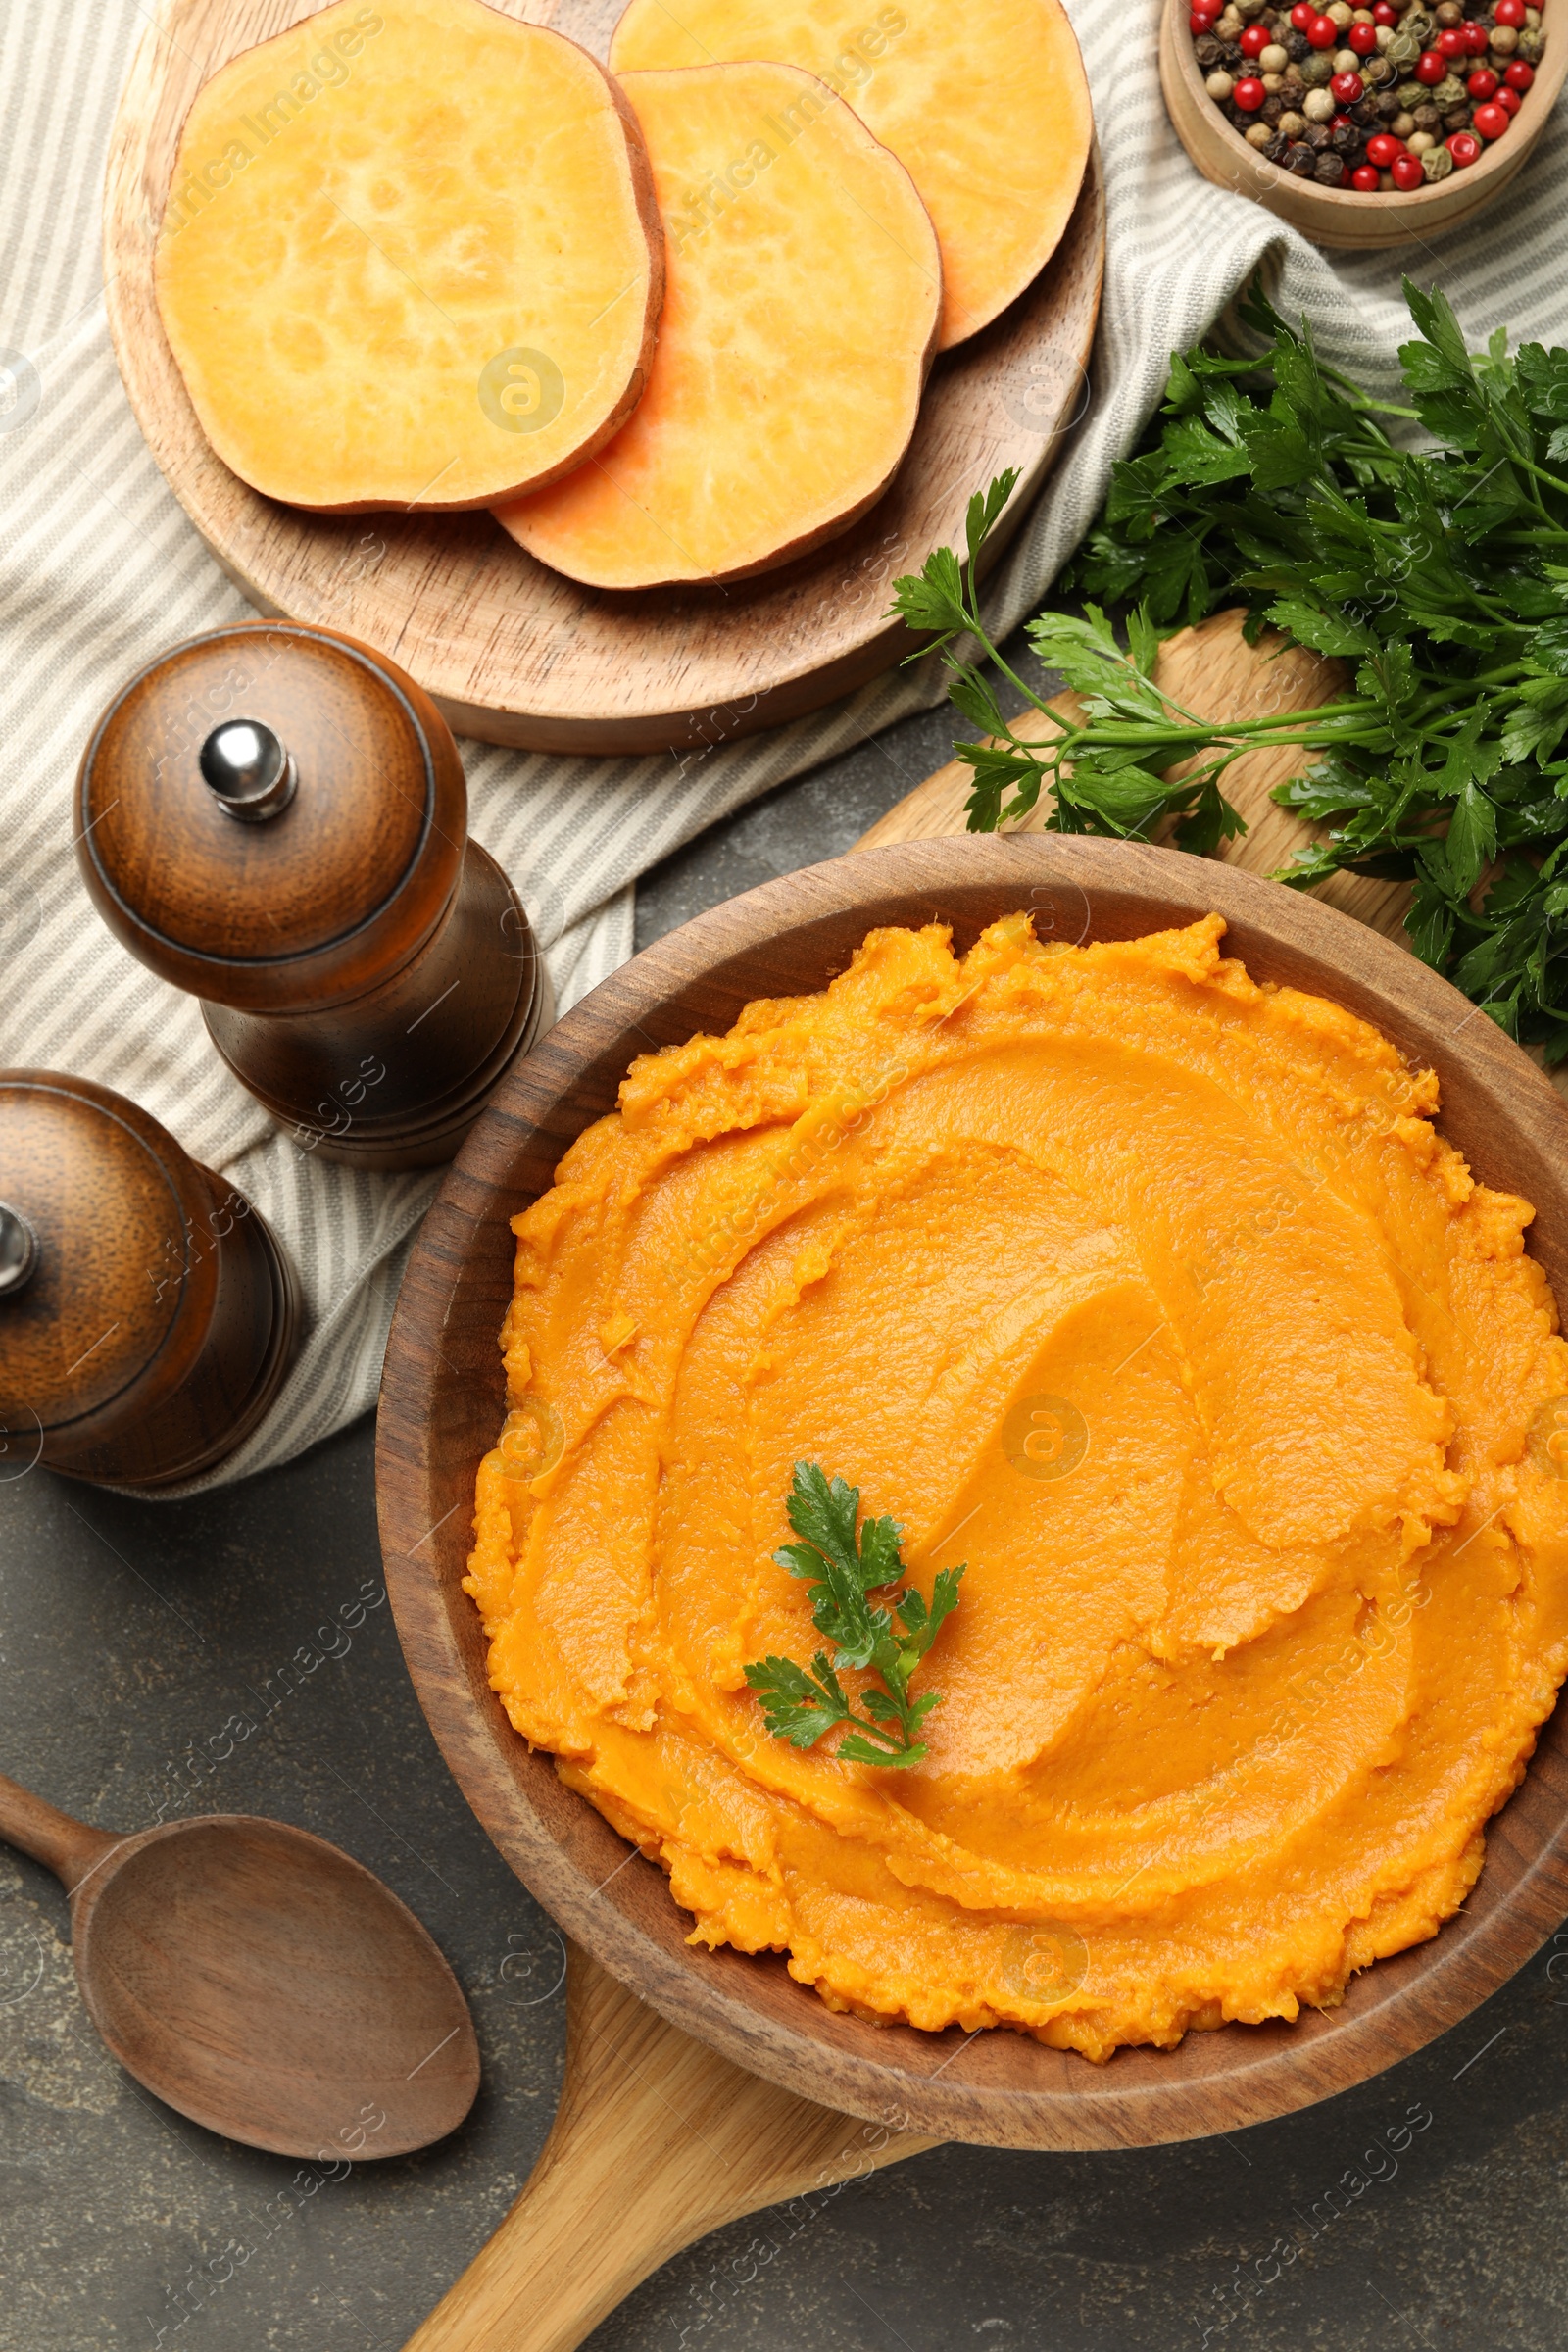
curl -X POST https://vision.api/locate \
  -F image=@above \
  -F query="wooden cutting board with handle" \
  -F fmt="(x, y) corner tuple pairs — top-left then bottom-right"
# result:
(405, 1946), (936, 2352)
(858, 604), (1389, 911)
(399, 603), (1480, 2352)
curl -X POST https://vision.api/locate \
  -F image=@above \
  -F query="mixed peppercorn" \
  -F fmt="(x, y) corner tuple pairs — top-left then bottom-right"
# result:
(1189, 0), (1546, 188)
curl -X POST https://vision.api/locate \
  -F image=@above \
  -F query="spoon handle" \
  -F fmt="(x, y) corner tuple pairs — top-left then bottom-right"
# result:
(402, 1945), (933, 2352)
(0, 1771), (122, 1894)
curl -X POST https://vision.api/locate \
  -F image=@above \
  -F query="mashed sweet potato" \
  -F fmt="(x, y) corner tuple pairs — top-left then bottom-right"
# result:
(466, 912), (1568, 2058)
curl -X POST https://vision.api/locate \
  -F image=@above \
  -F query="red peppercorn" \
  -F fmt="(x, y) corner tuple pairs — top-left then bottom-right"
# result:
(1365, 128), (1405, 162)
(1437, 25), (1466, 54)
(1414, 48), (1446, 80)
(1497, 80), (1522, 108)
(1307, 12), (1339, 45)
(1240, 21), (1270, 52)
(1390, 151), (1426, 186)
(1332, 109), (1354, 126)
(1461, 21), (1491, 51)
(1505, 57), (1535, 86)
(1446, 128), (1483, 162)
(1494, 0), (1526, 24)
(1467, 65), (1499, 93)
(1331, 67), (1365, 97)
(1373, 0), (1397, 20)
(1291, 0), (1316, 22)
(1348, 19), (1379, 48)
(1351, 163), (1381, 187)
(1233, 73), (1267, 106)
(1472, 98), (1510, 134)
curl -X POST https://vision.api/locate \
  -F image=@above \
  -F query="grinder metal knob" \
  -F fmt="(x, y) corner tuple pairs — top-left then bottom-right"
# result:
(0, 1203), (38, 1298)
(199, 719), (298, 822)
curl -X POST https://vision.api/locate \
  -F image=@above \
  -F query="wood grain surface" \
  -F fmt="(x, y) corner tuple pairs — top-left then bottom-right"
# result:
(0, 1772), (480, 2160)
(103, 0), (1105, 753)
(377, 828), (1568, 2154)
(1156, 0), (1568, 252)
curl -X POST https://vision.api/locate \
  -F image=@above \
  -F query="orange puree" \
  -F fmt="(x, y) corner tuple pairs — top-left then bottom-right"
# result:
(466, 912), (1568, 2058)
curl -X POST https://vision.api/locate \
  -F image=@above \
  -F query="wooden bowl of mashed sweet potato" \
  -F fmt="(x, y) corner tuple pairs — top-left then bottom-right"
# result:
(377, 834), (1568, 2149)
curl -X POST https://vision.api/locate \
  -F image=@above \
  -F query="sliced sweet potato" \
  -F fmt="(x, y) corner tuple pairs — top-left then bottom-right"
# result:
(495, 63), (941, 591)
(609, 0), (1093, 351)
(155, 0), (663, 512)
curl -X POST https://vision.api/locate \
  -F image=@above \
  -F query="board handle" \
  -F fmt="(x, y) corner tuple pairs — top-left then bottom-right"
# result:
(404, 1945), (936, 2352)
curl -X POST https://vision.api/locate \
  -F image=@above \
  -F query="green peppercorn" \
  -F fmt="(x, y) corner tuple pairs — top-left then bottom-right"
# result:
(1421, 141), (1453, 177)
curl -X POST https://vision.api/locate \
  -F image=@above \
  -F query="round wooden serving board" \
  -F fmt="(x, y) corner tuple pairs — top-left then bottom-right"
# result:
(103, 0), (1104, 755)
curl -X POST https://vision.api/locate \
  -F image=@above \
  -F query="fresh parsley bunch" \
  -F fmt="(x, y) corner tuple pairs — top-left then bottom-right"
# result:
(892, 279), (1568, 1057)
(744, 1462), (963, 1769)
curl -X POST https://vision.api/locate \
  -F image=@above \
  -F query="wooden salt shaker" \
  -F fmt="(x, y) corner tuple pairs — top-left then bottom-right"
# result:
(0, 1071), (300, 1488)
(74, 621), (552, 1170)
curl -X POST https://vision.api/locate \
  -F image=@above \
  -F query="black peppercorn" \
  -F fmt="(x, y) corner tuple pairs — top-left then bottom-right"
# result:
(1286, 24), (1310, 54)
(1352, 93), (1382, 122)
(1375, 89), (1403, 116)
(1221, 39), (1246, 65)
(1305, 120), (1333, 147)
(1196, 32), (1225, 63)
(1263, 127), (1291, 158)
(1330, 120), (1359, 150)
(1314, 150), (1347, 182)
(1444, 100), (1473, 126)
(1262, 92), (1287, 122)
(1285, 139), (1317, 171)
(1412, 100), (1442, 125)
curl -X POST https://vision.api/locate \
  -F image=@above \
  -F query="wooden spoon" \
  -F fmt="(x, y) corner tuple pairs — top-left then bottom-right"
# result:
(0, 1770), (479, 2159)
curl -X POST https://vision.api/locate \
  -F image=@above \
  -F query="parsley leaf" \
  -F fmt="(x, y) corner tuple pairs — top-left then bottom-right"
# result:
(744, 1461), (964, 1769)
(889, 277), (1568, 1054)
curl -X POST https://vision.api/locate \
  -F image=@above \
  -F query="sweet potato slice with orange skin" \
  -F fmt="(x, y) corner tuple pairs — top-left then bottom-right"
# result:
(155, 0), (663, 513)
(495, 62), (941, 592)
(609, 0), (1092, 352)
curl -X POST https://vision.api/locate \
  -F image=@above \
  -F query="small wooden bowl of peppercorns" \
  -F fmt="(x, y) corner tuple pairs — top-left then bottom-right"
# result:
(1159, 0), (1563, 247)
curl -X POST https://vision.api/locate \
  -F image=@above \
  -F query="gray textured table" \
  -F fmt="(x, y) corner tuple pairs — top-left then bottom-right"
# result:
(5, 695), (1568, 2352)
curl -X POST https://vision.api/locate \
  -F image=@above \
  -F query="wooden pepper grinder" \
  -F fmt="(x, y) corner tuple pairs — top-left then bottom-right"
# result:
(0, 1071), (300, 1488)
(74, 621), (553, 1171)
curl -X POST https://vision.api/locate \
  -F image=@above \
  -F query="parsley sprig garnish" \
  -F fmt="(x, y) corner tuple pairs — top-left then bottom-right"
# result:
(892, 277), (1568, 1057)
(743, 1462), (963, 1769)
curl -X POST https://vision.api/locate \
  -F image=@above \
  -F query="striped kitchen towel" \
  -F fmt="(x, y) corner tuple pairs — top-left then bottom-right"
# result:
(1, 0), (1564, 1490)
